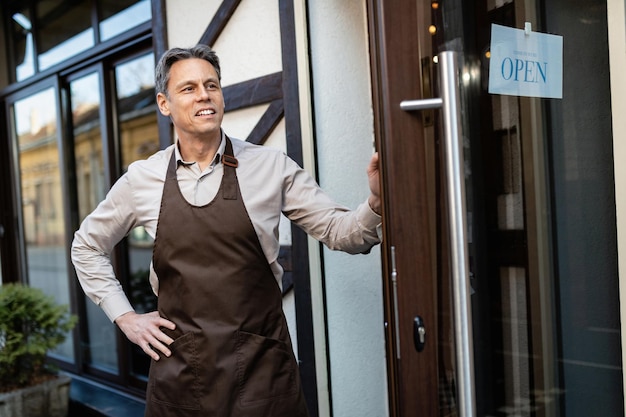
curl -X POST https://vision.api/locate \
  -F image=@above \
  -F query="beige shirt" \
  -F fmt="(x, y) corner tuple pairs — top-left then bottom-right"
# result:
(71, 134), (382, 322)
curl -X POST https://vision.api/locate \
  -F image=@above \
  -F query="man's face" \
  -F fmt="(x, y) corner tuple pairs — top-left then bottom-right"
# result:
(157, 58), (225, 142)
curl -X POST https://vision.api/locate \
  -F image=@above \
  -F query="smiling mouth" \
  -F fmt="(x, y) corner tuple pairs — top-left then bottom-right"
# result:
(196, 109), (216, 116)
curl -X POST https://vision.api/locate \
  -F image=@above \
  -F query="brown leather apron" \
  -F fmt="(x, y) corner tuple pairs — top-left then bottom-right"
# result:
(145, 138), (309, 417)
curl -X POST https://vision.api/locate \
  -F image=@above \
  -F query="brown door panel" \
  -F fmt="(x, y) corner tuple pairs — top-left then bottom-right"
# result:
(367, 0), (441, 415)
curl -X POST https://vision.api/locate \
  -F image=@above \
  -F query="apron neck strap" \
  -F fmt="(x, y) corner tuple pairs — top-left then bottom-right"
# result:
(221, 136), (238, 200)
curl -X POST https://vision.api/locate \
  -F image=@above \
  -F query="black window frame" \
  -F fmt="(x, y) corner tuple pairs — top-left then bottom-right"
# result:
(0, 0), (167, 399)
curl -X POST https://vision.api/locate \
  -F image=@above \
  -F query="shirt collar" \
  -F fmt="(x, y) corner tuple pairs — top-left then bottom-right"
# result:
(174, 130), (226, 167)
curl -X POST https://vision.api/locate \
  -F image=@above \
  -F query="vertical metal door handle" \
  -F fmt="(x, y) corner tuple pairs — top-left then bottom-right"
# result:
(400, 51), (477, 417)
(390, 246), (401, 359)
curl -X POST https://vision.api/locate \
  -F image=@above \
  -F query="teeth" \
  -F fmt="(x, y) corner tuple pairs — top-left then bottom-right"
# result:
(197, 109), (215, 116)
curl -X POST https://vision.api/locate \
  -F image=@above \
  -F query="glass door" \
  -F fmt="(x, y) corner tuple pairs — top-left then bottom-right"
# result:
(369, 0), (621, 414)
(432, 0), (623, 416)
(8, 82), (76, 364)
(3, 47), (159, 393)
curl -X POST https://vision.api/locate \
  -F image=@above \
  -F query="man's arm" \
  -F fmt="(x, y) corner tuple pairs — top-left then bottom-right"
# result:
(71, 174), (138, 320)
(282, 152), (382, 253)
(71, 173), (175, 360)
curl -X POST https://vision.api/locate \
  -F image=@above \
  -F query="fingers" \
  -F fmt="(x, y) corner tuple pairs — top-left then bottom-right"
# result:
(142, 329), (173, 361)
(142, 341), (162, 361)
(366, 152), (382, 214)
(367, 152), (379, 175)
(159, 317), (177, 331)
(145, 310), (177, 332)
(116, 311), (177, 361)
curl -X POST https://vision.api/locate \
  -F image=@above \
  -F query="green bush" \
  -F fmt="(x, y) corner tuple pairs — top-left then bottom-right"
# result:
(0, 283), (77, 392)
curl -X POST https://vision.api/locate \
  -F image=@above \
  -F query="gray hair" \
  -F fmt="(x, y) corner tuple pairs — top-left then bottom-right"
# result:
(155, 44), (221, 97)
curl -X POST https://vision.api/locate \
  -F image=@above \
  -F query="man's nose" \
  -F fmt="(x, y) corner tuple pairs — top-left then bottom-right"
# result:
(197, 87), (210, 100)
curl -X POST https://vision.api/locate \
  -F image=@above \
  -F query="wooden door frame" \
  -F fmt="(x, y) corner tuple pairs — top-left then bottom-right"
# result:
(367, 1), (440, 415)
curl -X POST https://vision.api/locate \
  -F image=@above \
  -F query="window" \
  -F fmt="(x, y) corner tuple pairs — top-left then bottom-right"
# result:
(100, 0), (151, 41)
(115, 53), (159, 381)
(37, 1), (95, 72)
(69, 52), (159, 382)
(2, 0), (162, 398)
(6, 0), (152, 83)
(11, 86), (75, 364)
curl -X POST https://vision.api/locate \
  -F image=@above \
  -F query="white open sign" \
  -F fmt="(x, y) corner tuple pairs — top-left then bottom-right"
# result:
(488, 23), (563, 99)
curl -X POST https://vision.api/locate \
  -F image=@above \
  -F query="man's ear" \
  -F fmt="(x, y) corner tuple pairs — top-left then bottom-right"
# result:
(157, 92), (170, 116)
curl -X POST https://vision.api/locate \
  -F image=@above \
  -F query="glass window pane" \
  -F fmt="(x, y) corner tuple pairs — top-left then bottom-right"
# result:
(10, 9), (35, 82)
(72, 73), (106, 220)
(116, 53), (159, 169)
(12, 88), (74, 363)
(100, 0), (152, 41)
(71, 72), (118, 373)
(36, 0), (95, 71)
(115, 52), (158, 379)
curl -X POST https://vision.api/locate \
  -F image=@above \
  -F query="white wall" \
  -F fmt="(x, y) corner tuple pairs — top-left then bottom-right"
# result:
(306, 2), (388, 417)
(607, 0), (626, 410)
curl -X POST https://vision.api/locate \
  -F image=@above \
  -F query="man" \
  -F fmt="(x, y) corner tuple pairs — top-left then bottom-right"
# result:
(72, 44), (382, 417)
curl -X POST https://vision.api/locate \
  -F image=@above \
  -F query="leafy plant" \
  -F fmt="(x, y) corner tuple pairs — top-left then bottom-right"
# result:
(0, 283), (77, 392)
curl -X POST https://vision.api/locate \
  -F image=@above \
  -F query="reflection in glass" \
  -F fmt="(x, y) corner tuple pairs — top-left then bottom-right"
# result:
(115, 52), (159, 379)
(36, 1), (94, 71)
(71, 73), (118, 373)
(100, 0), (152, 41)
(11, 9), (35, 81)
(116, 53), (160, 169)
(13, 88), (74, 363)
(72, 74), (106, 221)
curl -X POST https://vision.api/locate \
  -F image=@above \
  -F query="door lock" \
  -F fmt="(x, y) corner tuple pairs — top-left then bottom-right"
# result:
(414, 316), (426, 352)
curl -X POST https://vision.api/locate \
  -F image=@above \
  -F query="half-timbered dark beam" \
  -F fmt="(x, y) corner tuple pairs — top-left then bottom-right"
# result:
(223, 72), (283, 111)
(247, 99), (284, 145)
(198, 0), (242, 47)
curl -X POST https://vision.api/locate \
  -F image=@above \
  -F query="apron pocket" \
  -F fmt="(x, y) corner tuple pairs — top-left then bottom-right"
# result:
(149, 331), (202, 410)
(235, 330), (298, 407)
